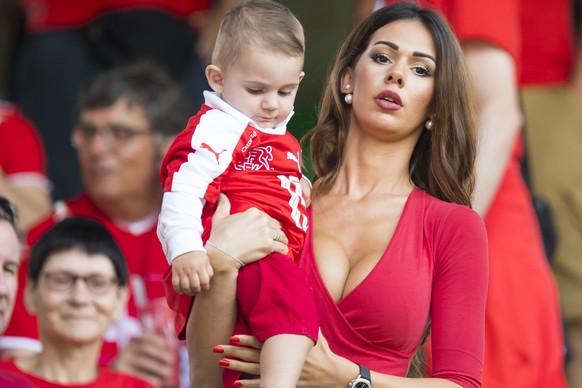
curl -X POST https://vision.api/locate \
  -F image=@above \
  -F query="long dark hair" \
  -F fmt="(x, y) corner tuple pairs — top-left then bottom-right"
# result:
(306, 1), (476, 207)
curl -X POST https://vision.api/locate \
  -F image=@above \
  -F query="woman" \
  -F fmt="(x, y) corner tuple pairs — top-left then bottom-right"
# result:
(183, 3), (488, 387)
(0, 217), (154, 387)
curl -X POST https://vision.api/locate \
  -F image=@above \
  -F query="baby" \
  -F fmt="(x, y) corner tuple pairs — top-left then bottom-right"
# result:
(158, 1), (317, 387)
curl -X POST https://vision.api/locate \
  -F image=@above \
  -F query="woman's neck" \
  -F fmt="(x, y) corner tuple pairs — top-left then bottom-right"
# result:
(18, 342), (102, 384)
(331, 130), (415, 198)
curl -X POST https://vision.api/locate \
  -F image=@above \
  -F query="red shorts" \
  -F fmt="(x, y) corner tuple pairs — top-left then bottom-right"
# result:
(163, 251), (319, 341)
(224, 252), (318, 387)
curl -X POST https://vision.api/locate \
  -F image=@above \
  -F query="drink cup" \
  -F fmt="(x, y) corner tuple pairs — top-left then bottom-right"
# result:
(139, 298), (180, 388)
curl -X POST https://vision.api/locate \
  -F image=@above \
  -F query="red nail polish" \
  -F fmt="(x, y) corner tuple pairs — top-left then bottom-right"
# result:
(212, 346), (224, 353)
(218, 359), (230, 367)
(230, 336), (240, 343)
(234, 382), (243, 387)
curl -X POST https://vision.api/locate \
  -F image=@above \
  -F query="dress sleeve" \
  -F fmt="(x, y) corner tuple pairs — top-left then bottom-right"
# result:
(430, 206), (488, 388)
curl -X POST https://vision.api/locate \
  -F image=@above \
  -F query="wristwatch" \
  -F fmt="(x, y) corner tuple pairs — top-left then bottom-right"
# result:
(348, 364), (371, 388)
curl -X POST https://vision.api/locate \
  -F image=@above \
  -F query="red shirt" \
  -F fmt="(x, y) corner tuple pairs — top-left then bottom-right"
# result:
(519, 0), (575, 86)
(0, 359), (154, 388)
(160, 93), (307, 260)
(23, 0), (210, 32)
(0, 102), (48, 190)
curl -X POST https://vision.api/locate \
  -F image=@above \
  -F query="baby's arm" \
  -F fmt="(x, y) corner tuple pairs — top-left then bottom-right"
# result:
(158, 191), (209, 295)
(172, 250), (214, 295)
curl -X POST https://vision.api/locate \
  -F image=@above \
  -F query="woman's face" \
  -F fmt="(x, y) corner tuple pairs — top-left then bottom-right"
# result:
(26, 249), (127, 347)
(342, 19), (436, 143)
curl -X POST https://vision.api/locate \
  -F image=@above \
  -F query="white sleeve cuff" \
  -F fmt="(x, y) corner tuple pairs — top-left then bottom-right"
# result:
(157, 191), (206, 263)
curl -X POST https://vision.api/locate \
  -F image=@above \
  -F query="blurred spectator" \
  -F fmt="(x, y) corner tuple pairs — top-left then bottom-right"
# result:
(0, 199), (34, 388)
(11, 0), (241, 201)
(0, 62), (191, 386)
(0, 217), (154, 387)
(0, 197), (20, 334)
(364, 0), (567, 385)
(0, 101), (51, 234)
(520, 0), (582, 385)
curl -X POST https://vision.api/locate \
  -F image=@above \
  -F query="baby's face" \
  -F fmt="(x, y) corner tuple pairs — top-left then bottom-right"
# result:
(220, 49), (304, 129)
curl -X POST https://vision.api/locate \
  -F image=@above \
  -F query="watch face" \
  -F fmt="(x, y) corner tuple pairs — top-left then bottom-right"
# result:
(351, 378), (371, 388)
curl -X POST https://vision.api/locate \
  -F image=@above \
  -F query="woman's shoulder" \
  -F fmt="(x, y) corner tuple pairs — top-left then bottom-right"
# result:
(413, 188), (485, 237)
(414, 188), (480, 219)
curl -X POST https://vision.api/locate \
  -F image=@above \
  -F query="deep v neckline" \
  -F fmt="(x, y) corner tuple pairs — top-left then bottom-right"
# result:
(309, 187), (418, 306)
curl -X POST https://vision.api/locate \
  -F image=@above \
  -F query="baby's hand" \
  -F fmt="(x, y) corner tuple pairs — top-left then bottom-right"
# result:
(171, 251), (214, 295)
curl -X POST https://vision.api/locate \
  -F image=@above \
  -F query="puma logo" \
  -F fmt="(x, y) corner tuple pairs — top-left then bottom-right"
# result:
(201, 143), (227, 163)
(287, 151), (301, 170)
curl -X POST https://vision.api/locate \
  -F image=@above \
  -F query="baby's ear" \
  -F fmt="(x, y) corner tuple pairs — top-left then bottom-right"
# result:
(205, 64), (224, 93)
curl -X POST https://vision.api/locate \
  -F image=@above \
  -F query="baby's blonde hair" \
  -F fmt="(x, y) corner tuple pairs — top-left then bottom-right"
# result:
(212, 0), (305, 69)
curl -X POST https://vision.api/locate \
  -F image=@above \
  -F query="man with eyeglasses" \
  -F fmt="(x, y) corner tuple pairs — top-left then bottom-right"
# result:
(1, 63), (192, 386)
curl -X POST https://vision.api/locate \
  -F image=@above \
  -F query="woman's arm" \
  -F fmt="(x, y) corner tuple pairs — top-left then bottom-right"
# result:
(187, 194), (288, 388)
(217, 334), (463, 388)
(462, 41), (522, 216)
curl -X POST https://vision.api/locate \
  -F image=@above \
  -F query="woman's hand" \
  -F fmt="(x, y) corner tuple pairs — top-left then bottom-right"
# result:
(217, 332), (354, 387)
(207, 194), (289, 272)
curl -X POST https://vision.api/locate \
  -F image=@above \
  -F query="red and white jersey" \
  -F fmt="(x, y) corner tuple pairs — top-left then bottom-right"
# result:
(159, 91), (307, 261)
(0, 102), (50, 191)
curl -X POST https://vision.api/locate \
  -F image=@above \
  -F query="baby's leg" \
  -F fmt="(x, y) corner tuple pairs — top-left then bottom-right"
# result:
(235, 253), (319, 387)
(260, 334), (313, 388)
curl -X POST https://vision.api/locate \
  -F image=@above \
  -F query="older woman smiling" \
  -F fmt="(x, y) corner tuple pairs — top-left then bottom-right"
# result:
(0, 218), (154, 387)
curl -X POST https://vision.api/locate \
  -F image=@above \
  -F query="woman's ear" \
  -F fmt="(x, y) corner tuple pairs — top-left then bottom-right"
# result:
(340, 69), (353, 94)
(205, 64), (224, 94)
(23, 281), (38, 316)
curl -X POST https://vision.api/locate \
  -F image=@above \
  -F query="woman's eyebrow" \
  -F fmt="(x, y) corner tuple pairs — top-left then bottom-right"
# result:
(373, 40), (436, 63)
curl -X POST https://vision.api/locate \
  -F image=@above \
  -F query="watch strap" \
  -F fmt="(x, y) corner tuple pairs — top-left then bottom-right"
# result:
(358, 364), (371, 382)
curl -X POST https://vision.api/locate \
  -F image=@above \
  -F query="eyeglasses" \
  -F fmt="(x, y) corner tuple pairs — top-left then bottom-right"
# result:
(42, 271), (118, 295)
(0, 197), (18, 227)
(71, 123), (152, 150)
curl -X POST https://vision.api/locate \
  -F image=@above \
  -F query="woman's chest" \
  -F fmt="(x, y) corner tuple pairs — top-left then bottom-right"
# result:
(311, 196), (406, 300)
(307, 194), (434, 351)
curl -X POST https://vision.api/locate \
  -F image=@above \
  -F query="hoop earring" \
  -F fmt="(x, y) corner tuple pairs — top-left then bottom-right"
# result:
(344, 93), (353, 105)
(425, 119), (433, 130)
